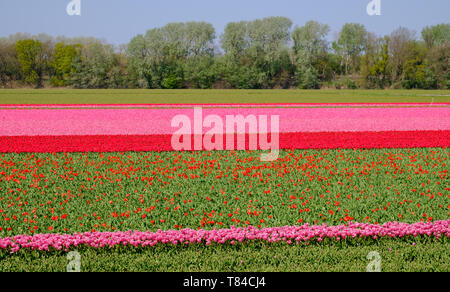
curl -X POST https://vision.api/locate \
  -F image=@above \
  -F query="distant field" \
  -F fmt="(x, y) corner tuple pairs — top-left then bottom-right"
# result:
(0, 89), (449, 104)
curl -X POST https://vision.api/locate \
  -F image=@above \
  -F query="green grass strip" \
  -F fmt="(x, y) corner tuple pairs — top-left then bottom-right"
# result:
(0, 237), (447, 272)
(0, 89), (449, 104)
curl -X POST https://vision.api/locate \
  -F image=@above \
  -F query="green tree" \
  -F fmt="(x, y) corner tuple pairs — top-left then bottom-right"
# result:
(128, 22), (215, 88)
(51, 43), (81, 86)
(0, 41), (22, 87)
(361, 35), (391, 88)
(183, 56), (217, 89)
(15, 39), (47, 87)
(70, 43), (130, 88)
(220, 17), (293, 88)
(292, 21), (330, 88)
(220, 21), (248, 57)
(424, 43), (450, 89)
(389, 27), (416, 85)
(185, 22), (216, 57)
(334, 23), (368, 75)
(293, 21), (330, 59)
(421, 23), (450, 48)
(401, 42), (436, 89)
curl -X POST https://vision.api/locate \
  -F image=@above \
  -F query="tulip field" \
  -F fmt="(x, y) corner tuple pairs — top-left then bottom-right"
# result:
(0, 90), (449, 272)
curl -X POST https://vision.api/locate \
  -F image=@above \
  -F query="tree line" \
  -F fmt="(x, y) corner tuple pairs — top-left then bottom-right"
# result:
(0, 18), (449, 89)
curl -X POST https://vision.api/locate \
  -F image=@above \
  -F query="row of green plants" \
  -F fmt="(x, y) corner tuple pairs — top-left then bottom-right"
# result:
(0, 18), (448, 89)
(1, 238), (448, 272)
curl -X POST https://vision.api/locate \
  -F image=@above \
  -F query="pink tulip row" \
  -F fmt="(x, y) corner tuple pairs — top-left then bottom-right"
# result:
(1, 220), (448, 253)
(1, 106), (449, 136)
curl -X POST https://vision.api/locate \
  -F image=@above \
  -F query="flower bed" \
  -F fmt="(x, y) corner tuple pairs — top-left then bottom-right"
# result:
(0, 131), (448, 153)
(1, 220), (448, 253)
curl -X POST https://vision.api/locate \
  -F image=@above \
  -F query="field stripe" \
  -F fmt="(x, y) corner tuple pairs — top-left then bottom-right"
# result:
(1, 131), (448, 153)
(1, 220), (449, 253)
(1, 107), (449, 136)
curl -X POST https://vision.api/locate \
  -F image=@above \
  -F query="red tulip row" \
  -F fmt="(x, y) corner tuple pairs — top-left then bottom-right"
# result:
(0, 131), (448, 153)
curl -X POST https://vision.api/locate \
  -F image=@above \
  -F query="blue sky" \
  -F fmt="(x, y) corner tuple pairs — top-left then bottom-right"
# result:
(0, 0), (449, 45)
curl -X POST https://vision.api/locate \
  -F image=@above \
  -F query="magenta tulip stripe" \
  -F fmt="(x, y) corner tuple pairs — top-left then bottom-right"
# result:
(1, 220), (448, 253)
(1, 104), (449, 136)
